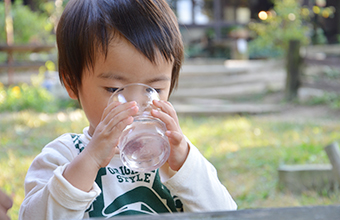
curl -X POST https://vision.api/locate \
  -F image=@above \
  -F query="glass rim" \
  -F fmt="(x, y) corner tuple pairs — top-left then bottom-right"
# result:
(111, 83), (158, 97)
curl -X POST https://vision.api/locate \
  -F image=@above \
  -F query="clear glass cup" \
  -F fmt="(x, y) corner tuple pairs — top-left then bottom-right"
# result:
(109, 83), (170, 172)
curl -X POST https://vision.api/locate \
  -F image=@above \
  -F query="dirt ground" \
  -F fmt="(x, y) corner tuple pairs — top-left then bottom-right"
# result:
(255, 91), (339, 123)
(261, 103), (339, 121)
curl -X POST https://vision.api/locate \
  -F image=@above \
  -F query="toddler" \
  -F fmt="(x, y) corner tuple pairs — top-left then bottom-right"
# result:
(19, 0), (237, 219)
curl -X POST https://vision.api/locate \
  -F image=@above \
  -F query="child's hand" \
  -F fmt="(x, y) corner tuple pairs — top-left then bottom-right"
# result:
(63, 101), (138, 192)
(85, 101), (138, 169)
(151, 100), (189, 171)
(0, 189), (12, 220)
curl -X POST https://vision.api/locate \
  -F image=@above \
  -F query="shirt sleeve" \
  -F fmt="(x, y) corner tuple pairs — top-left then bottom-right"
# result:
(19, 136), (101, 220)
(162, 139), (237, 212)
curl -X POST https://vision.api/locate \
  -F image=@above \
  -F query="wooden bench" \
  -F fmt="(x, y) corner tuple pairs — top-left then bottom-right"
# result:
(85, 205), (340, 219)
(325, 142), (340, 184)
(278, 142), (340, 193)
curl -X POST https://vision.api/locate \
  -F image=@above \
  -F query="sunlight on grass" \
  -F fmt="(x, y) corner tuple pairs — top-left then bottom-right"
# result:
(179, 115), (340, 209)
(0, 152), (33, 220)
(180, 116), (339, 164)
(0, 110), (88, 219)
(1, 111), (340, 218)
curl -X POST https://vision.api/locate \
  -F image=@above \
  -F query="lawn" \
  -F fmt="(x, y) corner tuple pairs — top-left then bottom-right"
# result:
(1, 109), (340, 219)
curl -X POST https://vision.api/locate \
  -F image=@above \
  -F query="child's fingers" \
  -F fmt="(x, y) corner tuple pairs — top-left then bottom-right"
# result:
(151, 109), (178, 131)
(102, 101), (137, 124)
(153, 100), (178, 121)
(166, 131), (183, 146)
(166, 130), (190, 171)
(103, 105), (138, 133)
(0, 190), (12, 211)
(0, 209), (10, 220)
(107, 113), (135, 134)
(101, 101), (121, 121)
(152, 100), (182, 131)
(94, 103), (138, 139)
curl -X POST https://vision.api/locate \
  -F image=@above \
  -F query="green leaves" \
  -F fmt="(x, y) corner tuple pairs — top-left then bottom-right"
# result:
(0, 81), (78, 113)
(0, 83), (53, 112)
(248, 0), (330, 58)
(0, 1), (54, 44)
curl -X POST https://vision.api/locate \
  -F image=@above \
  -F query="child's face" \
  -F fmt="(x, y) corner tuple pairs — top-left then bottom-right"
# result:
(67, 37), (173, 136)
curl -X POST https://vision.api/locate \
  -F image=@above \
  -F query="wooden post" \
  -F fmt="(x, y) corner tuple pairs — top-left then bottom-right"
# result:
(4, 0), (14, 85)
(285, 40), (302, 101)
(213, 0), (221, 40)
(324, 142), (340, 184)
(191, 0), (195, 25)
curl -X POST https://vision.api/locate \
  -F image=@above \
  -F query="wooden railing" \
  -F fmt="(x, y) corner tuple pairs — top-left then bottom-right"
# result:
(0, 44), (56, 84)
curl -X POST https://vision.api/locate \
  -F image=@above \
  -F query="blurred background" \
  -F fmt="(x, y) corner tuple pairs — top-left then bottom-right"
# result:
(1, 0), (340, 219)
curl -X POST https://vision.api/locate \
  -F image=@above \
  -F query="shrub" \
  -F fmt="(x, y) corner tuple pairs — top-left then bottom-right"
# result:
(0, 81), (78, 113)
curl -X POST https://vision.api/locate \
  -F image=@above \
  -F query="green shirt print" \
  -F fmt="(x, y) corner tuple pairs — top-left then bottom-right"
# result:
(71, 134), (183, 218)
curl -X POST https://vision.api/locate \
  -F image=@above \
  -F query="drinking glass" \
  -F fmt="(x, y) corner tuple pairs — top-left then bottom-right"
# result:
(109, 83), (170, 172)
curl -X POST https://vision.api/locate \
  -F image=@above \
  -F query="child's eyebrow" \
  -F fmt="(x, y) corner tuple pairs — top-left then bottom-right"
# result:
(97, 72), (125, 81)
(146, 76), (171, 83)
(97, 72), (171, 83)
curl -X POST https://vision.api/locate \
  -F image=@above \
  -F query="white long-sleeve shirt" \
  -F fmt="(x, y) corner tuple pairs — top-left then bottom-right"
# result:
(19, 127), (237, 219)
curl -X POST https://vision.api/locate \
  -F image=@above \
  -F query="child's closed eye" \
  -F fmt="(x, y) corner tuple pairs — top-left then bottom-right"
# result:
(146, 87), (161, 93)
(105, 87), (119, 93)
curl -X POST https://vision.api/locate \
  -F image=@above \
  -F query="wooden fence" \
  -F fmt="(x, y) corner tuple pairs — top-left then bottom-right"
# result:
(0, 44), (56, 84)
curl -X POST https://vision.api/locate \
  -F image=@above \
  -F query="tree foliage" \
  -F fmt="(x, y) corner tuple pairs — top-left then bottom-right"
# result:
(0, 0), (55, 44)
(248, 0), (332, 58)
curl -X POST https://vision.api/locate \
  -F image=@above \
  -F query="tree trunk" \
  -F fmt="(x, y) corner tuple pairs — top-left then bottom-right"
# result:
(285, 40), (302, 101)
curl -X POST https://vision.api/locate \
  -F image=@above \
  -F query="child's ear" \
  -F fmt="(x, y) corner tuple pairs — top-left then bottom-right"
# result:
(64, 84), (78, 100)
(61, 75), (78, 100)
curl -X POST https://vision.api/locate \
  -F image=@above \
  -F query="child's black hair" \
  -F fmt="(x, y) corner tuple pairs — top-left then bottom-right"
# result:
(57, 0), (183, 97)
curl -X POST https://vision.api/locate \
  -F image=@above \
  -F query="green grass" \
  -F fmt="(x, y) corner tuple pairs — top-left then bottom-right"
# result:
(0, 110), (88, 220)
(180, 116), (340, 208)
(1, 110), (340, 219)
